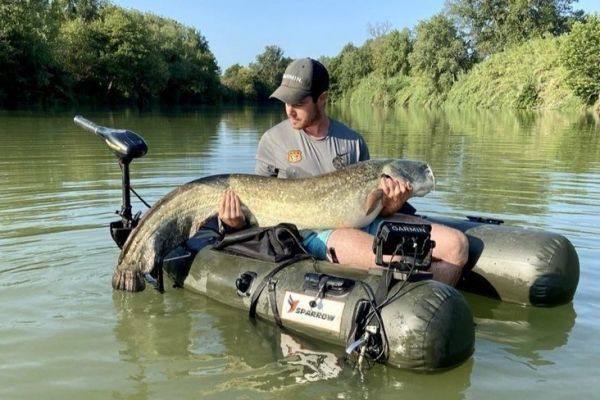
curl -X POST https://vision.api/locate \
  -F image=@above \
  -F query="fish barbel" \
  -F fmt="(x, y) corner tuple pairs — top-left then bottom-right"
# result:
(113, 159), (435, 291)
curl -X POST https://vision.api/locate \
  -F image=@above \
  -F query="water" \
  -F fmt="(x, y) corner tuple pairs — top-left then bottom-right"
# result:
(0, 106), (599, 399)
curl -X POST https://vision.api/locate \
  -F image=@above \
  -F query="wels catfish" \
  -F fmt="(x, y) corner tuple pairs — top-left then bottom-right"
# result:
(113, 159), (435, 292)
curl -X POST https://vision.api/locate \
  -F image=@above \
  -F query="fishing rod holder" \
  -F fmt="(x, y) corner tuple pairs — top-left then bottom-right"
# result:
(73, 115), (148, 248)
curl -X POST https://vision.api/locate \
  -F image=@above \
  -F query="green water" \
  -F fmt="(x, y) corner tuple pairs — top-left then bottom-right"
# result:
(0, 106), (598, 399)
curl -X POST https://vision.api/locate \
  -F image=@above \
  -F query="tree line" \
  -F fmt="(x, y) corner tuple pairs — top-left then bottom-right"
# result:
(0, 0), (220, 107)
(1, 0), (599, 108)
(223, 0), (600, 108)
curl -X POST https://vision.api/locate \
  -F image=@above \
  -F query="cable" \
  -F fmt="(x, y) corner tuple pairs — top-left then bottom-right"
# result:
(130, 187), (151, 209)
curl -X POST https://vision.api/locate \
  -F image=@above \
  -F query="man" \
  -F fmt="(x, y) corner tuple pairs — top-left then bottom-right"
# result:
(219, 58), (468, 286)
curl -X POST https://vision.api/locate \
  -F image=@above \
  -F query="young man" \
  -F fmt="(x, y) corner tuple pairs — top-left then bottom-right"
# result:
(219, 58), (468, 286)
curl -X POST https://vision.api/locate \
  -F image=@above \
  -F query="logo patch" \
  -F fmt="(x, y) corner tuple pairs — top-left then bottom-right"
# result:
(287, 149), (302, 164)
(281, 291), (345, 333)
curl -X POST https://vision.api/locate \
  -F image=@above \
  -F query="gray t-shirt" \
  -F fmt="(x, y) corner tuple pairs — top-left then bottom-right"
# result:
(255, 118), (370, 178)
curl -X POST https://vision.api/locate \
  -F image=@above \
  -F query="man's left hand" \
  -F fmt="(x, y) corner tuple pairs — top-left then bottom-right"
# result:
(379, 176), (412, 217)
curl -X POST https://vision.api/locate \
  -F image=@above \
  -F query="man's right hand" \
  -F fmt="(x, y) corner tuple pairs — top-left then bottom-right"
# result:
(218, 190), (246, 229)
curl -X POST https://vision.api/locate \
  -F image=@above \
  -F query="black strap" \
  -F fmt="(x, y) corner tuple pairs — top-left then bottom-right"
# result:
(268, 278), (282, 327)
(249, 254), (310, 320)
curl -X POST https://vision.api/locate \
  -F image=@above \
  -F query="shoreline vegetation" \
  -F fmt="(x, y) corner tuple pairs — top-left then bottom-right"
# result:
(1, 1), (599, 112)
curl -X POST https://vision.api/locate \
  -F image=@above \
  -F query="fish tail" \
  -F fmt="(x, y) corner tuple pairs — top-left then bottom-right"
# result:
(112, 264), (146, 292)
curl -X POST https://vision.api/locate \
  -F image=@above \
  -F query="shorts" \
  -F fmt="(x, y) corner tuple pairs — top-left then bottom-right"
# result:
(301, 217), (384, 260)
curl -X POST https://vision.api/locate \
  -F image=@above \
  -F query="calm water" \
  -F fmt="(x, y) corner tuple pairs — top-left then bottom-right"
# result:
(0, 106), (599, 399)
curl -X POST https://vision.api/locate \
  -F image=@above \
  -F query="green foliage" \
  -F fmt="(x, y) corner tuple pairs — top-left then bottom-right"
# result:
(446, 37), (583, 109)
(222, 64), (258, 101)
(409, 14), (470, 97)
(59, 0), (105, 21)
(371, 29), (412, 78)
(145, 13), (220, 103)
(349, 73), (410, 106)
(249, 45), (291, 100)
(447, 0), (584, 58)
(328, 43), (373, 100)
(0, 0), (65, 105)
(0, 0), (220, 107)
(560, 15), (600, 104)
(220, 45), (290, 102)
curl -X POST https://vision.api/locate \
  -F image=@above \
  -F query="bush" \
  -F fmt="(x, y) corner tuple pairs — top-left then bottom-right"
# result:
(560, 15), (600, 104)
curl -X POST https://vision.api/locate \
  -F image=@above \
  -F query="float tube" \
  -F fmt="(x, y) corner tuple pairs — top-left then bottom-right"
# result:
(162, 227), (476, 371)
(426, 216), (580, 306)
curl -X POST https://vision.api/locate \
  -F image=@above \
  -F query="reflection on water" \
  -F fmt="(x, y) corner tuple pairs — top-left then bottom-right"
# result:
(0, 106), (599, 399)
(112, 283), (474, 400)
(466, 294), (576, 367)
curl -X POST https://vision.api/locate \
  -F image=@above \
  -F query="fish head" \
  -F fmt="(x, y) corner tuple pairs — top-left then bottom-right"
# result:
(381, 159), (435, 197)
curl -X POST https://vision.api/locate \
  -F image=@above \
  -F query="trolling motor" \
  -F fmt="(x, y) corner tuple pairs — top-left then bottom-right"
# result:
(73, 115), (148, 248)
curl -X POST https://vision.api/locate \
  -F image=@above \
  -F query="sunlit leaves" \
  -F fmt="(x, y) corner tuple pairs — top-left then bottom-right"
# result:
(560, 15), (600, 104)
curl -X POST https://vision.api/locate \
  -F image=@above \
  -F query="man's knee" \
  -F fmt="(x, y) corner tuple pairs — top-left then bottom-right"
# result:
(432, 225), (469, 267)
(445, 229), (469, 268)
(449, 230), (469, 267)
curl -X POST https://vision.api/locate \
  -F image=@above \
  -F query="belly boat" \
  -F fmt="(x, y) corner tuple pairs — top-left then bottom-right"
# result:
(159, 212), (579, 371)
(163, 229), (476, 371)
(427, 215), (579, 307)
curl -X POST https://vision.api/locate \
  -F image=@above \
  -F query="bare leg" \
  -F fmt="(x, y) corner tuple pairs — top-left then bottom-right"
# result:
(325, 218), (469, 287)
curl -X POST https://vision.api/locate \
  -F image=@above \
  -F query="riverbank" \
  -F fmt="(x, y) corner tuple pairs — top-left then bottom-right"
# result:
(341, 37), (596, 112)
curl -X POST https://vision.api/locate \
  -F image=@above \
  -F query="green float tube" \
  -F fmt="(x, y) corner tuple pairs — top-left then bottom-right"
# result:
(165, 234), (475, 371)
(427, 216), (580, 306)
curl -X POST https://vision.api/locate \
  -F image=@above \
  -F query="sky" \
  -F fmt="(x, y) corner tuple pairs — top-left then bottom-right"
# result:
(112, 0), (600, 72)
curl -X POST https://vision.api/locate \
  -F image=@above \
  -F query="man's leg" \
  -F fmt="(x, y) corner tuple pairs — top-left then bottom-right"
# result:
(325, 216), (469, 287)
(427, 222), (469, 286)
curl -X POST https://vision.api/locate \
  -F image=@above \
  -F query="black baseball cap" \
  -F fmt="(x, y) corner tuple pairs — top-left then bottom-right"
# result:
(270, 58), (329, 104)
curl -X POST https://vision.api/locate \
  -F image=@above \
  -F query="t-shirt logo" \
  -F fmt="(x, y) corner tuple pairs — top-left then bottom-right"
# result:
(287, 149), (302, 164)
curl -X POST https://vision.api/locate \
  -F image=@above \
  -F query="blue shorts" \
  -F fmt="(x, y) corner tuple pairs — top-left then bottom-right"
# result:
(301, 218), (384, 260)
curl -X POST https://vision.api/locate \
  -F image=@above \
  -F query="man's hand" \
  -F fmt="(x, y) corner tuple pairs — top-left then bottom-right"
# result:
(218, 190), (246, 229)
(379, 176), (412, 217)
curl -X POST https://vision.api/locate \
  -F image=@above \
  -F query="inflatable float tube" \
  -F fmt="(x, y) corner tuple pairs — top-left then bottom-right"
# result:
(163, 232), (475, 371)
(425, 215), (579, 306)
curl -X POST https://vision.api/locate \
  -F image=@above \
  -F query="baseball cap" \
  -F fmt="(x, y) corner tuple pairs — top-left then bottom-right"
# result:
(270, 58), (329, 104)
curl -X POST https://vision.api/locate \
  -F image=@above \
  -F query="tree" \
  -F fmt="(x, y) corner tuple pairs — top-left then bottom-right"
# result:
(372, 28), (412, 78)
(0, 0), (64, 106)
(58, 6), (220, 105)
(328, 43), (373, 99)
(59, 0), (106, 21)
(250, 45), (291, 100)
(145, 14), (220, 103)
(409, 14), (470, 95)
(561, 15), (600, 104)
(222, 64), (258, 101)
(447, 0), (584, 58)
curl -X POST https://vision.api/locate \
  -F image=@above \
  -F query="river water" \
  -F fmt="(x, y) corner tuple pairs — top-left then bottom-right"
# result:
(0, 106), (598, 399)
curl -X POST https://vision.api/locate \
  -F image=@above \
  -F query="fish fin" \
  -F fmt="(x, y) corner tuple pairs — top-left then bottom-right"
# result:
(366, 189), (384, 216)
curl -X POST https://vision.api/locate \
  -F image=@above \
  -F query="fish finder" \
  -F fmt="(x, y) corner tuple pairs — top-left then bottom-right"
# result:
(372, 221), (435, 270)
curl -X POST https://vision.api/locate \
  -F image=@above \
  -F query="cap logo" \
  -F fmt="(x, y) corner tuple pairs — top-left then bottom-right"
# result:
(283, 73), (304, 85)
(287, 149), (302, 164)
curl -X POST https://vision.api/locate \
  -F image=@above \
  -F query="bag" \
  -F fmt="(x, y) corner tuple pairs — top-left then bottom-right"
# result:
(213, 223), (308, 262)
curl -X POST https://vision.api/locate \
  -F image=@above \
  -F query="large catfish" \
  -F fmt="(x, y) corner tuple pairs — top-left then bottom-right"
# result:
(113, 159), (435, 292)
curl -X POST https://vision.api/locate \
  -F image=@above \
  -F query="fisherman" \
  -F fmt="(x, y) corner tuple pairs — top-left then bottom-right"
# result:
(219, 58), (468, 287)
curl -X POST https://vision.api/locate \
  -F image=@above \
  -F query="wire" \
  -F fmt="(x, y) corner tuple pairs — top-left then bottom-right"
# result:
(378, 239), (420, 309)
(130, 187), (152, 208)
(356, 281), (389, 363)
